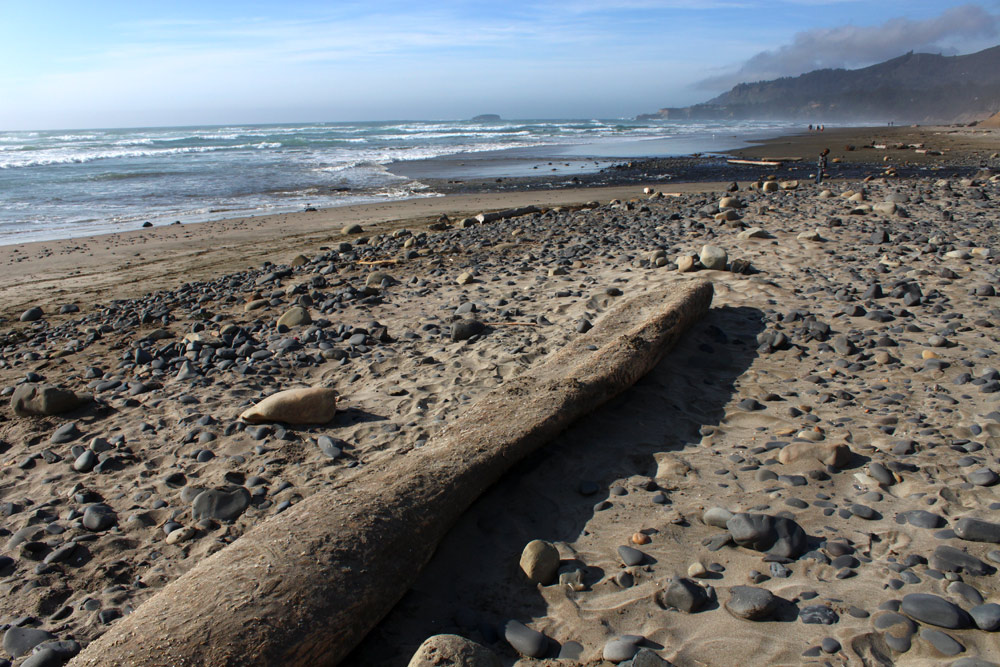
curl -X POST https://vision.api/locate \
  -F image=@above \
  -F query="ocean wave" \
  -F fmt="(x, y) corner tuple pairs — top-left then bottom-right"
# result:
(0, 142), (283, 169)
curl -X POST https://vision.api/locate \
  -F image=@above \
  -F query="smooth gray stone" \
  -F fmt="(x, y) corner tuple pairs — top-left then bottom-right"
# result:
(504, 620), (546, 658)
(617, 545), (645, 566)
(43, 543), (77, 565)
(702, 506), (733, 528)
(955, 517), (1000, 543)
(557, 641), (583, 661)
(931, 545), (994, 576)
(725, 586), (777, 620)
(727, 513), (806, 558)
(20, 648), (63, 667)
(316, 436), (343, 459)
(947, 581), (984, 606)
(2, 627), (56, 658)
(800, 605), (838, 625)
(821, 637), (841, 653)
(660, 577), (708, 613)
(82, 504), (117, 531)
(971, 603), (1000, 631)
(604, 636), (640, 663)
(906, 510), (946, 529)
(951, 659), (1000, 667)
(73, 450), (98, 472)
(451, 320), (485, 342)
(629, 648), (670, 666)
(50, 422), (81, 444)
(873, 611), (916, 653)
(968, 469), (999, 486)
(901, 593), (972, 629)
(191, 487), (251, 522)
(920, 628), (964, 656)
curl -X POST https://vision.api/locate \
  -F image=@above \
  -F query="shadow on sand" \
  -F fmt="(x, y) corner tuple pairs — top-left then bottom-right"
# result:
(344, 304), (766, 665)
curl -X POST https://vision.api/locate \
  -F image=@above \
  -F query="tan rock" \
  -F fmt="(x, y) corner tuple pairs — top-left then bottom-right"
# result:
(778, 180), (798, 190)
(676, 255), (696, 273)
(240, 387), (338, 425)
(456, 271), (475, 285)
(244, 299), (269, 312)
(737, 227), (772, 240)
(778, 441), (851, 468)
(762, 181), (779, 193)
(289, 254), (309, 267)
(519, 540), (560, 585)
(276, 306), (311, 328)
(166, 527), (196, 545)
(655, 452), (691, 477)
(407, 635), (500, 667)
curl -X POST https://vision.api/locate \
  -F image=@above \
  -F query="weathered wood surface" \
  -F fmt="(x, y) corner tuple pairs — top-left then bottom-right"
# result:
(70, 280), (713, 667)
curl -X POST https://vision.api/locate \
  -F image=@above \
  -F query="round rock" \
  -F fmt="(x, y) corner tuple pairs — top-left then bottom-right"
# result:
(407, 634), (501, 667)
(519, 540), (560, 585)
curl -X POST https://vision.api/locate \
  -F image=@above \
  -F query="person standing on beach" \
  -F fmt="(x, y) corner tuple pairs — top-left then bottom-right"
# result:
(816, 148), (829, 184)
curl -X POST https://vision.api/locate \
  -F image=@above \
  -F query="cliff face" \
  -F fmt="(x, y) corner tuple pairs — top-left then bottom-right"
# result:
(640, 46), (1000, 122)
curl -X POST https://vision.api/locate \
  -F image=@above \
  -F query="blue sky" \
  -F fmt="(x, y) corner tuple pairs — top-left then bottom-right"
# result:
(1, 1), (998, 129)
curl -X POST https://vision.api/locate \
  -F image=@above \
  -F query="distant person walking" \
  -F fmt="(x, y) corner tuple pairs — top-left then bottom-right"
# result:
(816, 148), (830, 184)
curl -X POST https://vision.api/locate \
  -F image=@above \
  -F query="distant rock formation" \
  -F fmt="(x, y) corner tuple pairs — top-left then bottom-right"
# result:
(471, 114), (502, 122)
(977, 111), (1000, 128)
(639, 45), (1000, 123)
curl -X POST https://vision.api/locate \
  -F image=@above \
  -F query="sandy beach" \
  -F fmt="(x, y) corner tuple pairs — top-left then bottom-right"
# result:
(2, 126), (1000, 666)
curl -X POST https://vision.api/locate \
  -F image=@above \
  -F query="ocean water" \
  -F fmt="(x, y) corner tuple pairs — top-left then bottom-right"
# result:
(0, 119), (799, 245)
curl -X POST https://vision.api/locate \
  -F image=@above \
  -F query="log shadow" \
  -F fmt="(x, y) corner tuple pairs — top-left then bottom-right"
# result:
(343, 305), (765, 665)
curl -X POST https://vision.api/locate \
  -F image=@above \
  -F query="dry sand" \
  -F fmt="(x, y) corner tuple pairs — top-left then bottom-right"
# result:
(1, 127), (999, 667)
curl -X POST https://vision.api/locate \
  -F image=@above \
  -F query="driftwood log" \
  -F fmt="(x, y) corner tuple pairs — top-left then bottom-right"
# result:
(70, 280), (713, 667)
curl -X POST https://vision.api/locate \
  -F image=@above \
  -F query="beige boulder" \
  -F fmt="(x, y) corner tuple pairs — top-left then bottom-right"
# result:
(407, 635), (501, 667)
(240, 387), (338, 425)
(277, 306), (311, 328)
(519, 539), (560, 585)
(11, 383), (90, 417)
(778, 441), (851, 468)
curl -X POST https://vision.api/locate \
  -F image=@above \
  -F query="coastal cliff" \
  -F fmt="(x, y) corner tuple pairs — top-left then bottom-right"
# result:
(640, 45), (1000, 123)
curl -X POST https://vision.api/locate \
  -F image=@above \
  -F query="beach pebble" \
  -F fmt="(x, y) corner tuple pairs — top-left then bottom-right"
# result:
(900, 593), (972, 629)
(726, 513), (806, 558)
(82, 504), (117, 531)
(618, 545), (645, 566)
(519, 540), (560, 585)
(406, 634), (500, 667)
(931, 545), (993, 575)
(629, 648), (670, 666)
(954, 517), (1000, 543)
(21, 647), (65, 667)
(920, 628), (964, 656)
(658, 577), (708, 613)
(240, 386), (337, 425)
(724, 586), (777, 620)
(800, 605), (838, 625)
(277, 306), (311, 328)
(603, 636), (641, 663)
(702, 506), (733, 528)
(504, 620), (546, 658)
(166, 526), (196, 545)
(699, 245), (727, 271)
(191, 487), (251, 522)
(874, 611), (917, 653)
(451, 319), (485, 342)
(2, 627), (56, 659)
(970, 603), (1000, 631)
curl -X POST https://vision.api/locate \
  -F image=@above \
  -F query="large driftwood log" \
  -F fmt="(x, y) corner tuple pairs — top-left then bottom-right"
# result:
(70, 280), (713, 667)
